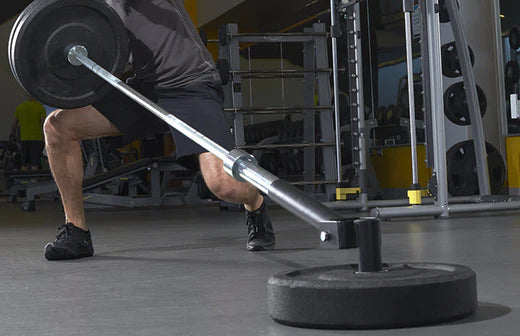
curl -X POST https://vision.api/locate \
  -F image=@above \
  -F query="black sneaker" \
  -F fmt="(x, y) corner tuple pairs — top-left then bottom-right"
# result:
(44, 223), (94, 260)
(245, 202), (275, 251)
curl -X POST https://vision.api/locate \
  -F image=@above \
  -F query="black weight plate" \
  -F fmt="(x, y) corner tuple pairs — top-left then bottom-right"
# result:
(446, 140), (506, 196)
(444, 82), (487, 126)
(268, 263), (477, 329)
(509, 27), (520, 50)
(8, 3), (35, 86)
(441, 42), (475, 78)
(505, 61), (520, 84)
(9, 0), (129, 109)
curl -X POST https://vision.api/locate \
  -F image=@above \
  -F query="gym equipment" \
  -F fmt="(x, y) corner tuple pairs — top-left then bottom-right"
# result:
(10, 0), (478, 329)
(438, 0), (459, 23)
(403, 0), (422, 205)
(446, 140), (506, 196)
(509, 27), (520, 50)
(9, 0), (129, 109)
(219, 23), (339, 197)
(267, 217), (477, 329)
(444, 82), (487, 126)
(339, 2), (369, 208)
(441, 42), (475, 78)
(505, 60), (520, 84)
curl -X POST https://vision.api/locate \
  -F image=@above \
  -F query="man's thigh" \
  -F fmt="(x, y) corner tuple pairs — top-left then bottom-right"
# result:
(47, 105), (122, 140)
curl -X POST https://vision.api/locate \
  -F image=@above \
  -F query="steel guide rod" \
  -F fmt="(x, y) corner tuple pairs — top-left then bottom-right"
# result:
(67, 45), (346, 231)
(403, 0), (420, 187)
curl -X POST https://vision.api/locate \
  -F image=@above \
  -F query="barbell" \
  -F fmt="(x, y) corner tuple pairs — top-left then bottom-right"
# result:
(9, 0), (477, 329)
(9, 0), (346, 229)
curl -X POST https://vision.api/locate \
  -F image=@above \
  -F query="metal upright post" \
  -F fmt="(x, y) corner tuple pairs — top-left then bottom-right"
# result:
(403, 0), (422, 204)
(315, 23), (339, 199)
(419, 0), (434, 168)
(339, 2), (368, 210)
(445, 0), (491, 196)
(219, 24), (246, 147)
(330, 0), (343, 185)
(303, 30), (317, 193)
(427, 0), (449, 216)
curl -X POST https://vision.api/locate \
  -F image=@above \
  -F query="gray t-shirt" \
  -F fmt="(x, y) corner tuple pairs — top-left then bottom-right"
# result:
(105, 0), (219, 94)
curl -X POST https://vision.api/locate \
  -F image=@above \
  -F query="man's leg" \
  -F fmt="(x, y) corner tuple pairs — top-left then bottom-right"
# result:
(43, 106), (121, 260)
(20, 141), (30, 171)
(198, 152), (262, 211)
(199, 152), (275, 251)
(44, 106), (121, 230)
(29, 141), (44, 171)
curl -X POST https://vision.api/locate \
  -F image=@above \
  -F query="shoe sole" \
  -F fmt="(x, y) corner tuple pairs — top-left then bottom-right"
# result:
(247, 243), (275, 252)
(44, 244), (94, 261)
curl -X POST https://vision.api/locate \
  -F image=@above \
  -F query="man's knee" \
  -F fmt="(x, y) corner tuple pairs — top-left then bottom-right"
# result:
(205, 172), (237, 201)
(44, 110), (75, 145)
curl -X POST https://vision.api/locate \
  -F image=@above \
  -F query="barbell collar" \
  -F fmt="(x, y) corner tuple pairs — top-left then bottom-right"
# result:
(67, 45), (88, 66)
(223, 149), (260, 183)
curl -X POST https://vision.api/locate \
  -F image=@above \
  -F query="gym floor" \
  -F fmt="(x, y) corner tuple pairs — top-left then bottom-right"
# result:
(0, 200), (517, 336)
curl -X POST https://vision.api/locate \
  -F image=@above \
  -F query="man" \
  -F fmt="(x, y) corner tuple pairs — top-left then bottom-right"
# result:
(43, 0), (275, 260)
(11, 96), (46, 171)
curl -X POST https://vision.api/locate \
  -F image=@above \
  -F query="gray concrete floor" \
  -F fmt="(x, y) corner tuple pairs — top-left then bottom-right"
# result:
(0, 199), (517, 336)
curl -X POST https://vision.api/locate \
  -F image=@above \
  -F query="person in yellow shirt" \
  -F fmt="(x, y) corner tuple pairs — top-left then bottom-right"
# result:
(11, 97), (46, 171)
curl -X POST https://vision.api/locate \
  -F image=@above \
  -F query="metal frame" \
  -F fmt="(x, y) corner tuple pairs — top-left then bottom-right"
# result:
(219, 23), (338, 199)
(329, 0), (520, 218)
(340, 2), (370, 209)
(403, 0), (420, 189)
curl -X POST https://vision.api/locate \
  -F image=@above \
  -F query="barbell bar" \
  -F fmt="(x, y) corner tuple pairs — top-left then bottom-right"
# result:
(67, 46), (347, 230)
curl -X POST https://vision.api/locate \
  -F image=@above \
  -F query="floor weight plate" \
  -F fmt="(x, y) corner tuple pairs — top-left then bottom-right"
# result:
(267, 263), (477, 329)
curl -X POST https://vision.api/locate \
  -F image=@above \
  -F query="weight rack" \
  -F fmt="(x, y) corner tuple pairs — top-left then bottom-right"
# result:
(326, 0), (520, 218)
(218, 23), (339, 199)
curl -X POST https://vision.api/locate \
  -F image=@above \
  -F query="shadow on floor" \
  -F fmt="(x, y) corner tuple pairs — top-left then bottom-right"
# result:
(447, 302), (512, 325)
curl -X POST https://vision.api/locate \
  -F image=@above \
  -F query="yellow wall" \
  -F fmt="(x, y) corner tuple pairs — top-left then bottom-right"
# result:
(506, 136), (520, 188)
(184, 0), (198, 26)
(370, 145), (431, 189)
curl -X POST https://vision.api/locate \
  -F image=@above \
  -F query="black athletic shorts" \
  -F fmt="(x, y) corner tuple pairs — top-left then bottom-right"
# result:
(92, 79), (234, 160)
(20, 140), (44, 167)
